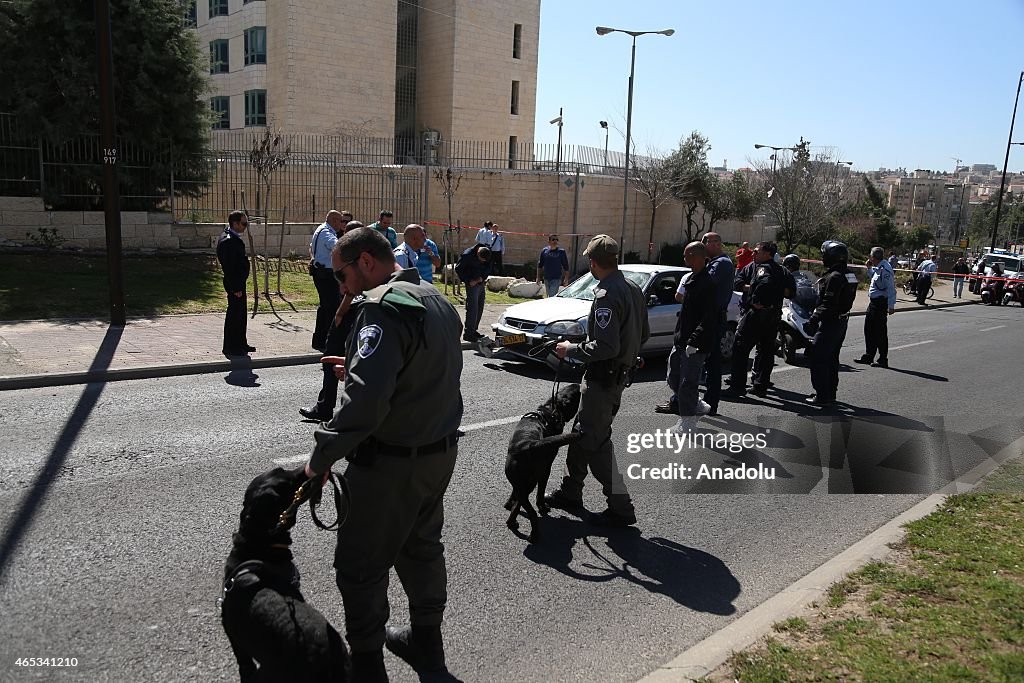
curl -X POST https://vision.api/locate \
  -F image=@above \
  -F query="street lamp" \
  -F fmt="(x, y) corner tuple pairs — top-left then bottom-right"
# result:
(599, 120), (609, 170)
(991, 71), (1024, 252)
(596, 25), (675, 250)
(550, 108), (563, 174)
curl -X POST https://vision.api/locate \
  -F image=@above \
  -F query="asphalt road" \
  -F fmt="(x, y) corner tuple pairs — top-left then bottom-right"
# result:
(0, 302), (1021, 682)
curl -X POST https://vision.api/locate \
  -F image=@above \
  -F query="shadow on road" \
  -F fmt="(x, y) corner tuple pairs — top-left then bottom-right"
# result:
(523, 515), (739, 616)
(883, 367), (948, 382)
(224, 357), (261, 387)
(0, 324), (123, 585)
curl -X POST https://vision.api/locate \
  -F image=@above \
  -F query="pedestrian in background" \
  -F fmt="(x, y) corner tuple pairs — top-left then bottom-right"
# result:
(916, 250), (938, 305)
(548, 235), (649, 528)
(537, 234), (569, 298)
(735, 241), (754, 270)
(952, 257), (969, 298)
(418, 230), (442, 283)
(216, 210), (254, 356)
(855, 246), (896, 368)
(476, 221), (504, 275)
(455, 243), (491, 342)
(309, 210), (350, 351)
(804, 241), (858, 406)
(305, 227), (464, 682)
(368, 209), (398, 248)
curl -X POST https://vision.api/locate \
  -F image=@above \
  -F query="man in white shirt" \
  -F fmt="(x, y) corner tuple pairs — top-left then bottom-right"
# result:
(476, 221), (504, 275)
(309, 210), (350, 350)
(915, 251), (938, 305)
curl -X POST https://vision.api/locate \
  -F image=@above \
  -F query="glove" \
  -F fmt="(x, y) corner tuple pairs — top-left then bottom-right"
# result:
(803, 320), (819, 336)
(685, 345), (699, 357)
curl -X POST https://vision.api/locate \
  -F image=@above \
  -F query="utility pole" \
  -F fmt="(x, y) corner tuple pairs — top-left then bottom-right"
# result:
(992, 71), (1024, 252)
(95, 0), (125, 326)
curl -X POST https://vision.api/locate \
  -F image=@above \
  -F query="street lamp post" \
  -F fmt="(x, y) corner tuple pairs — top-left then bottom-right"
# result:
(596, 26), (675, 251)
(991, 71), (1024, 252)
(599, 120), (609, 171)
(550, 108), (563, 174)
(753, 143), (800, 241)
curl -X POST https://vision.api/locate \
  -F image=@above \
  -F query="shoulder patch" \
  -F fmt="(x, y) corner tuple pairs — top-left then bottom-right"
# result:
(594, 287), (607, 299)
(757, 266), (768, 279)
(381, 285), (426, 312)
(845, 273), (859, 284)
(595, 307), (612, 329)
(356, 324), (383, 359)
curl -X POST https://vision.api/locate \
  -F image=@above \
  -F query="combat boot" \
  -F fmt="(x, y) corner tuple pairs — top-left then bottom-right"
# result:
(385, 624), (446, 673)
(351, 649), (389, 683)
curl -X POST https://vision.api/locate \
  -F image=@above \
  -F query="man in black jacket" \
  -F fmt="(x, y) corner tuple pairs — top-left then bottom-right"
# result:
(454, 244), (491, 342)
(670, 242), (718, 433)
(216, 210), (253, 356)
(803, 241), (858, 406)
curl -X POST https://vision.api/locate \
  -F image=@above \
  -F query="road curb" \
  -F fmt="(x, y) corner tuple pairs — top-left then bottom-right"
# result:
(635, 432), (1024, 683)
(848, 299), (974, 317)
(0, 353), (322, 391)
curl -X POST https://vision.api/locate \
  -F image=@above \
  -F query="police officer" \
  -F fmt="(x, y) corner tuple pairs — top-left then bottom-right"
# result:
(725, 241), (794, 398)
(216, 209), (253, 356)
(304, 227), (464, 682)
(803, 240), (858, 406)
(309, 210), (350, 351)
(854, 246), (896, 368)
(546, 235), (650, 527)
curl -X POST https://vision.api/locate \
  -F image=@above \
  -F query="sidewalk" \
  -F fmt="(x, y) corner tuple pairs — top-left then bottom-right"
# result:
(0, 281), (972, 389)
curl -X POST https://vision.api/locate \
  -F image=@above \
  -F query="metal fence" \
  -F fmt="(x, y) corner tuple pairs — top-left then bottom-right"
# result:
(0, 113), (629, 220)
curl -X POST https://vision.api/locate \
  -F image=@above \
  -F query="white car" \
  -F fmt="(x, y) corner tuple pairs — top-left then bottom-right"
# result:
(490, 264), (741, 366)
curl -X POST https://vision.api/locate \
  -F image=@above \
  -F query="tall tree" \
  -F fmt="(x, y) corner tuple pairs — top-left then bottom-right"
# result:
(665, 131), (712, 242)
(630, 148), (687, 262)
(0, 0), (212, 209)
(698, 171), (762, 234)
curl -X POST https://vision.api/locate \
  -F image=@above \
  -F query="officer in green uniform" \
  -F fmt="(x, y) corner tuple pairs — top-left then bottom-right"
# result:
(304, 227), (463, 682)
(546, 234), (650, 527)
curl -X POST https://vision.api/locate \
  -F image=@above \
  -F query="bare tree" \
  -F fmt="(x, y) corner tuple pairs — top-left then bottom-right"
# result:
(249, 128), (292, 313)
(433, 166), (464, 297)
(665, 131), (713, 243)
(631, 147), (688, 262)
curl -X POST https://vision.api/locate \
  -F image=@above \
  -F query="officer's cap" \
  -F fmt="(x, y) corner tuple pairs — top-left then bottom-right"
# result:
(584, 234), (619, 259)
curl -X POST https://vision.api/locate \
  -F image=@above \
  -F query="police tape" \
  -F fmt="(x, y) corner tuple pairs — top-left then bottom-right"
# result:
(799, 258), (1019, 282)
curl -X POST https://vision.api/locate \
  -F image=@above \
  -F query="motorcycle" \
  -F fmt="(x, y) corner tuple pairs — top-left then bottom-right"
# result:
(980, 275), (1006, 305)
(777, 273), (818, 364)
(1002, 278), (1024, 307)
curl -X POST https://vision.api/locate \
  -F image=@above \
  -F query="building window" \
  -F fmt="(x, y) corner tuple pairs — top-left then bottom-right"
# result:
(245, 89), (266, 126)
(211, 97), (230, 129)
(513, 23), (522, 59)
(183, 0), (196, 28)
(508, 136), (518, 169)
(209, 39), (228, 74)
(244, 27), (267, 65)
(209, 0), (228, 18)
(510, 80), (519, 115)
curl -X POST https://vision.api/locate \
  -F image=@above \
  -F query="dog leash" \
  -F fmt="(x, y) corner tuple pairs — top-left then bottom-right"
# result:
(276, 471), (351, 533)
(528, 337), (567, 400)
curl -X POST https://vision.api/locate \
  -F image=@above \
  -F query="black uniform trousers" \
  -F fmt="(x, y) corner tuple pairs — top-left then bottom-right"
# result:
(729, 308), (780, 391)
(311, 267), (340, 350)
(310, 317), (348, 417)
(915, 274), (931, 305)
(703, 311), (727, 407)
(863, 297), (888, 362)
(335, 445), (457, 653)
(223, 291), (248, 353)
(810, 317), (849, 401)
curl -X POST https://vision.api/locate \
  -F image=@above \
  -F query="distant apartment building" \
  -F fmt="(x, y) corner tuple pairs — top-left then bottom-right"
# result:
(188, 0), (539, 156)
(888, 173), (972, 241)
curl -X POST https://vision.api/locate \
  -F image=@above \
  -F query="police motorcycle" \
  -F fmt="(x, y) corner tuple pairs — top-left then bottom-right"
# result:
(776, 254), (818, 364)
(980, 264), (1006, 305)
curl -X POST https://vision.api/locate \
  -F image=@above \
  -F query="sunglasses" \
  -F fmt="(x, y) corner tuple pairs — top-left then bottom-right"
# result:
(333, 258), (358, 284)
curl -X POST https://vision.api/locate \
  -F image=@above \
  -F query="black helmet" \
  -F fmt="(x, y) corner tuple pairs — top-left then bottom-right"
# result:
(820, 240), (849, 268)
(782, 253), (801, 272)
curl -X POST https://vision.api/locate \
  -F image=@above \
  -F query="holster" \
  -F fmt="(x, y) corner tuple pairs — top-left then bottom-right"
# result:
(348, 439), (378, 467)
(587, 361), (630, 389)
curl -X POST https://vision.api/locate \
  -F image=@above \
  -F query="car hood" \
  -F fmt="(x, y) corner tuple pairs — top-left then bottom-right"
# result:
(501, 297), (593, 324)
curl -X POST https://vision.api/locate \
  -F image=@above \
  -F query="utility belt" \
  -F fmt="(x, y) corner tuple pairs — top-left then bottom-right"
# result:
(585, 360), (632, 389)
(348, 433), (459, 466)
(309, 261), (331, 276)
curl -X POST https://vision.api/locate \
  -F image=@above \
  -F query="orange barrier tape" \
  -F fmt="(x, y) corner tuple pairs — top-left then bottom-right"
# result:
(422, 220), (596, 238)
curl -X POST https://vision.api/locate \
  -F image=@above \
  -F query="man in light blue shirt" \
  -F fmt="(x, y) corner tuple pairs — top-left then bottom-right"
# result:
(855, 246), (896, 368)
(476, 221), (504, 275)
(916, 251), (938, 305)
(418, 233), (441, 283)
(309, 210), (350, 350)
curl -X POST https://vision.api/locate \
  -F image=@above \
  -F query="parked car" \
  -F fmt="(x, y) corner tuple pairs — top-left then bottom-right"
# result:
(490, 264), (741, 367)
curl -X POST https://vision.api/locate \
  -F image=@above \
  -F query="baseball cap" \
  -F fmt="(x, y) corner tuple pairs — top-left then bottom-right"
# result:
(584, 234), (619, 259)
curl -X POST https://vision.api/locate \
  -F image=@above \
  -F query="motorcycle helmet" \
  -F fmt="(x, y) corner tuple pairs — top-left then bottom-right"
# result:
(782, 253), (801, 272)
(820, 240), (849, 268)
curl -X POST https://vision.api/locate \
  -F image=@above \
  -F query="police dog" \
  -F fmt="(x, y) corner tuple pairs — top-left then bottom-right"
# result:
(504, 384), (583, 543)
(221, 467), (350, 682)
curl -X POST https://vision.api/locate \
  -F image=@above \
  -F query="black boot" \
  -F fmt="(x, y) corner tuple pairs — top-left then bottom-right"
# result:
(385, 624), (446, 673)
(351, 649), (389, 683)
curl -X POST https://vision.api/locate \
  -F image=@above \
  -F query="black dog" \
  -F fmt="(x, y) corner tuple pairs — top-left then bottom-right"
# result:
(504, 384), (583, 543)
(221, 467), (350, 682)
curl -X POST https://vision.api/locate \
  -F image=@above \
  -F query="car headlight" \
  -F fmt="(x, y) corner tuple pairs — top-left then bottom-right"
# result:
(547, 320), (585, 337)
(497, 315), (506, 326)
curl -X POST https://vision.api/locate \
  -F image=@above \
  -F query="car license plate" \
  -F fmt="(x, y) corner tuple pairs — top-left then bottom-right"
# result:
(496, 333), (527, 347)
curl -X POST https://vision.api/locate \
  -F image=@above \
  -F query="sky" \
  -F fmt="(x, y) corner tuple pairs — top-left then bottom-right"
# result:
(532, 0), (1024, 173)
